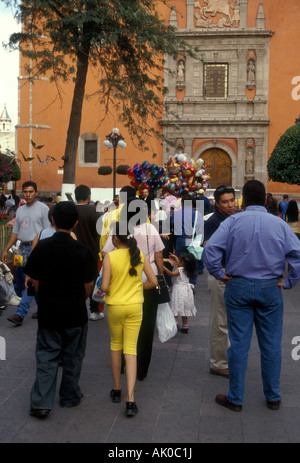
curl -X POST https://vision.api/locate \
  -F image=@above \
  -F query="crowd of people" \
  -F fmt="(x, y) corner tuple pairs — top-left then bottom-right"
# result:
(1, 179), (300, 420)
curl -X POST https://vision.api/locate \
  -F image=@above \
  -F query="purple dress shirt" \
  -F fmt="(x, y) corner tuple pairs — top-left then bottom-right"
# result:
(202, 206), (300, 289)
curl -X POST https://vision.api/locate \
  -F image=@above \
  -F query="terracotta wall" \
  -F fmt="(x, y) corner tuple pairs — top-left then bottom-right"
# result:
(248, 0), (300, 196)
(16, 0), (300, 198)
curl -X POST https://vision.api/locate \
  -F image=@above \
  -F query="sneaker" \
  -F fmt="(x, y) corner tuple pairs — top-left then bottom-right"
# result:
(7, 314), (23, 326)
(89, 312), (104, 321)
(6, 295), (22, 306)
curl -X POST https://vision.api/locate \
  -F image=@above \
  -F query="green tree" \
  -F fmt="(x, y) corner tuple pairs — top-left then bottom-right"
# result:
(3, 0), (194, 186)
(267, 119), (300, 185)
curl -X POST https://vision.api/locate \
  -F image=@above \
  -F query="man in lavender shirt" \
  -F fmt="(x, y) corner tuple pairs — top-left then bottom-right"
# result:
(203, 180), (300, 412)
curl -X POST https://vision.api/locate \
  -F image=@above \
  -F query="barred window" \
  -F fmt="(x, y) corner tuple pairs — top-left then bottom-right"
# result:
(84, 140), (97, 164)
(78, 133), (100, 167)
(204, 64), (228, 99)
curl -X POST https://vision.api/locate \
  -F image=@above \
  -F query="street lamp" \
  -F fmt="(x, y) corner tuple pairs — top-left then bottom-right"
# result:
(103, 128), (127, 198)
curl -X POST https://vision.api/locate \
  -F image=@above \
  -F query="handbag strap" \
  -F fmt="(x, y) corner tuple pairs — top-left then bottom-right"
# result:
(192, 210), (198, 240)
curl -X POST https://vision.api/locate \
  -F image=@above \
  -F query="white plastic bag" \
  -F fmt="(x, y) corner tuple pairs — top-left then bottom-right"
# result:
(156, 303), (177, 343)
(92, 267), (105, 303)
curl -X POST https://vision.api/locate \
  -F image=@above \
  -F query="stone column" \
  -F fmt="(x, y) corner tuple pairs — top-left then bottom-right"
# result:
(186, 0), (195, 30)
(236, 137), (246, 189)
(184, 137), (193, 156)
(239, 0), (248, 28)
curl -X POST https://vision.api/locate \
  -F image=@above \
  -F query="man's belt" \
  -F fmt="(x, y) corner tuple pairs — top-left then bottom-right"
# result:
(20, 241), (33, 246)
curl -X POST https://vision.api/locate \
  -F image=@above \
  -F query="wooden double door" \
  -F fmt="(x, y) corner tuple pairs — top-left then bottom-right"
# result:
(201, 148), (232, 189)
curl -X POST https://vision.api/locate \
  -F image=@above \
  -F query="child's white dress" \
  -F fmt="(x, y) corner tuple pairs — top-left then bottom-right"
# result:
(170, 267), (197, 317)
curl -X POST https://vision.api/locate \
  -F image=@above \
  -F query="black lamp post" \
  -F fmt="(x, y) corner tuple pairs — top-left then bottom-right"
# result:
(103, 128), (126, 198)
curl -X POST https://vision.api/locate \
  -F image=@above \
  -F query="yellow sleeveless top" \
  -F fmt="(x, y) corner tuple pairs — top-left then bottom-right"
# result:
(104, 248), (144, 305)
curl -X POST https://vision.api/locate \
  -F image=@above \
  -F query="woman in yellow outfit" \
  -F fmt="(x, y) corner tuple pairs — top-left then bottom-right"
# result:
(101, 221), (157, 417)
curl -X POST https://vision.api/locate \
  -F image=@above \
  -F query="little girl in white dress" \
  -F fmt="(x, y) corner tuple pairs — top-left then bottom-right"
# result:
(163, 253), (197, 333)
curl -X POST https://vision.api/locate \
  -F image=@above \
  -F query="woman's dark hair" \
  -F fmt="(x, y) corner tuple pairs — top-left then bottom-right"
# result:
(286, 200), (299, 223)
(114, 221), (142, 276)
(180, 253), (196, 279)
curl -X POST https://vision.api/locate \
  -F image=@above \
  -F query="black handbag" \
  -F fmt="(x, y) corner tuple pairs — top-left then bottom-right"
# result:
(156, 274), (170, 304)
(145, 230), (170, 304)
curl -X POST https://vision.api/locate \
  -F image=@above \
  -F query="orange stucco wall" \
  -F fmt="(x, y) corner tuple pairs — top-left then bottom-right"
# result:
(16, 0), (300, 199)
(248, 0), (300, 196)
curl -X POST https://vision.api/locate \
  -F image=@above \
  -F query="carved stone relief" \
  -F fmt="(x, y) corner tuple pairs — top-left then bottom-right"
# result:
(194, 0), (240, 29)
(247, 57), (256, 90)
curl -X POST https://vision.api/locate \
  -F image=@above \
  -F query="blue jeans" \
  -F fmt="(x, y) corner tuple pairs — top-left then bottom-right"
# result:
(224, 277), (283, 405)
(14, 244), (32, 297)
(17, 289), (38, 319)
(30, 324), (88, 410)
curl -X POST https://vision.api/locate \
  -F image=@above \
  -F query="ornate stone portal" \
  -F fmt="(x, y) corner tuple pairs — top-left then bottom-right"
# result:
(161, 0), (273, 190)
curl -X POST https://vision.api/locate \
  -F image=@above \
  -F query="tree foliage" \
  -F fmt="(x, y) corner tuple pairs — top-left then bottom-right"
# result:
(2, 0), (195, 184)
(267, 121), (300, 185)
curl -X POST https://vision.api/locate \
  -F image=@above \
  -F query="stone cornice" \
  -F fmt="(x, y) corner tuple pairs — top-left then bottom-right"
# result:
(159, 118), (270, 126)
(175, 28), (274, 39)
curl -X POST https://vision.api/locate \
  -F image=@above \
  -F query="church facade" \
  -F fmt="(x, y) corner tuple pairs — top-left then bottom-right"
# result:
(16, 0), (300, 199)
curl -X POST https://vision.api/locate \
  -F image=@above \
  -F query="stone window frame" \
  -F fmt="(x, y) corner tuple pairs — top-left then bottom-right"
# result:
(78, 132), (100, 167)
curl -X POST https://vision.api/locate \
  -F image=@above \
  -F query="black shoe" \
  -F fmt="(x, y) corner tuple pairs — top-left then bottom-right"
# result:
(267, 400), (281, 410)
(215, 394), (242, 412)
(7, 314), (23, 326)
(125, 401), (138, 417)
(180, 328), (188, 334)
(110, 388), (122, 403)
(30, 408), (51, 418)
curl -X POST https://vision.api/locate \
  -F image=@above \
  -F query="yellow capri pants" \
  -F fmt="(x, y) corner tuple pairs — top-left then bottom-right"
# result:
(107, 303), (143, 355)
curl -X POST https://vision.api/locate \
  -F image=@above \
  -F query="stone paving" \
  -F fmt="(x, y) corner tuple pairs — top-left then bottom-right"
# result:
(1, 268), (300, 444)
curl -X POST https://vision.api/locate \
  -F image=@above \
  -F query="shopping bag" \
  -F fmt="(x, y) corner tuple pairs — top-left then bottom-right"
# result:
(156, 302), (178, 343)
(92, 268), (105, 303)
(13, 248), (30, 267)
(187, 210), (204, 260)
(187, 235), (204, 260)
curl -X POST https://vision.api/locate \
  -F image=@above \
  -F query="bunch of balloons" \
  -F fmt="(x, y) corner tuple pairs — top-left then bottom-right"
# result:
(127, 161), (165, 197)
(163, 153), (210, 197)
(127, 154), (210, 198)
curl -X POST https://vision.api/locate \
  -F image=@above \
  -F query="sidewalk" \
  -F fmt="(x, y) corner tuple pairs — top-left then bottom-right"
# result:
(1, 269), (300, 444)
